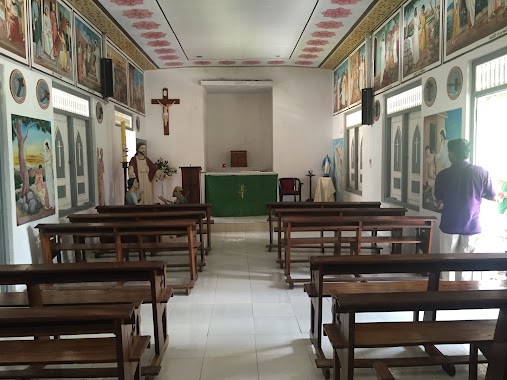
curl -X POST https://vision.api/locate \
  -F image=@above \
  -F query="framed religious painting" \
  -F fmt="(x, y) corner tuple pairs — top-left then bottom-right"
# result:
(0, 0), (29, 64)
(444, 0), (507, 61)
(373, 10), (401, 94)
(74, 12), (102, 96)
(128, 62), (145, 114)
(347, 43), (367, 107)
(11, 114), (55, 225)
(401, 0), (442, 81)
(31, 0), (74, 84)
(333, 59), (349, 114)
(422, 108), (462, 211)
(106, 39), (129, 106)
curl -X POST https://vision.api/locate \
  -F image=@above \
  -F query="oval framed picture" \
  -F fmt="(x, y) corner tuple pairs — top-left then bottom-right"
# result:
(10, 69), (26, 104)
(136, 116), (141, 132)
(36, 79), (50, 110)
(447, 66), (463, 100)
(423, 77), (437, 107)
(374, 100), (381, 122)
(96, 102), (104, 124)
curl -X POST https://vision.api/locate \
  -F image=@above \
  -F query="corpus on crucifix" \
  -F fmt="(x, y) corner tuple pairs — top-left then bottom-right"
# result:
(151, 87), (180, 135)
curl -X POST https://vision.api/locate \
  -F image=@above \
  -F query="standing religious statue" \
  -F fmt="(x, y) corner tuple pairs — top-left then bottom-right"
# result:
(128, 143), (166, 204)
(322, 154), (332, 177)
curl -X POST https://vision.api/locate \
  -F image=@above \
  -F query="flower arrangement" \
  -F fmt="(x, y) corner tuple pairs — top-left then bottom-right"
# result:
(155, 158), (177, 176)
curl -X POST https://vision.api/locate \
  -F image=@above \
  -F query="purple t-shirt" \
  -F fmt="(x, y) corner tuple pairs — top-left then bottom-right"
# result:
(434, 161), (495, 235)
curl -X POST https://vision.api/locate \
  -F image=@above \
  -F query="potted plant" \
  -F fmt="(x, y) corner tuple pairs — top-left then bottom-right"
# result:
(155, 158), (177, 176)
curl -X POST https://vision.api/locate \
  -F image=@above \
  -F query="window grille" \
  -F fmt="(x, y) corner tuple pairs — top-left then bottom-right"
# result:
(475, 54), (507, 92)
(53, 88), (90, 117)
(386, 86), (422, 115)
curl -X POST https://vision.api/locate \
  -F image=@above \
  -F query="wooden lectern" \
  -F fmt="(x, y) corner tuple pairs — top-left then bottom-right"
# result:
(180, 166), (202, 204)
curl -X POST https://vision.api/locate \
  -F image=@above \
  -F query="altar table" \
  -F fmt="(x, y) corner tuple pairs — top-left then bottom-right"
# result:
(205, 172), (278, 216)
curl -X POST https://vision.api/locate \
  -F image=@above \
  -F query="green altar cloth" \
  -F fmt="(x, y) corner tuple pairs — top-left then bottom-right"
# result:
(205, 173), (278, 216)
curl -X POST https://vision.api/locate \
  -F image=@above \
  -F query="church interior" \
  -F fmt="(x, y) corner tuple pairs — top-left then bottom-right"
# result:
(1, 0), (507, 378)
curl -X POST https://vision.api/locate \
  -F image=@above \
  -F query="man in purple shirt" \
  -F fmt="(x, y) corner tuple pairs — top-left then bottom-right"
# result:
(434, 139), (497, 280)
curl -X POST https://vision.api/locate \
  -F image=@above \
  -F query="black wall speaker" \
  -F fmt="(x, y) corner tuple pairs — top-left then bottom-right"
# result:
(101, 58), (113, 98)
(361, 88), (374, 125)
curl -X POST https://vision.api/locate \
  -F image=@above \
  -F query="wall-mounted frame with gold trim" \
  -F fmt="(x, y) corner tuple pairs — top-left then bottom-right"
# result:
(2, 0), (29, 65)
(423, 77), (437, 107)
(444, 0), (507, 62)
(31, 0), (75, 85)
(74, 11), (103, 96)
(401, 0), (442, 82)
(10, 69), (27, 104)
(447, 66), (462, 100)
(373, 10), (401, 94)
(106, 38), (129, 107)
(128, 61), (145, 115)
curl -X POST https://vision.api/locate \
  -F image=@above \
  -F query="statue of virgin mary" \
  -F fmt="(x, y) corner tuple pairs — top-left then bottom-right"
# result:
(322, 154), (331, 177)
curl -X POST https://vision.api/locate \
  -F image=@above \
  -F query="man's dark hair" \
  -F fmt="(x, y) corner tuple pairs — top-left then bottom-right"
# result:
(127, 178), (136, 190)
(448, 139), (470, 160)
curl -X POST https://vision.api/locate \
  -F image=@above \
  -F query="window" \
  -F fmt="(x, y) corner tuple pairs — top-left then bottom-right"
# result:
(385, 86), (422, 209)
(346, 111), (363, 193)
(53, 89), (94, 213)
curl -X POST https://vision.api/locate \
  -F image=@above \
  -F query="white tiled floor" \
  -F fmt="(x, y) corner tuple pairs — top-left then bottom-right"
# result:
(138, 229), (491, 380)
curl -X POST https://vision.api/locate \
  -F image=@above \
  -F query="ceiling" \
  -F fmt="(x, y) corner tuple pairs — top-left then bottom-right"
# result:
(96, 0), (375, 69)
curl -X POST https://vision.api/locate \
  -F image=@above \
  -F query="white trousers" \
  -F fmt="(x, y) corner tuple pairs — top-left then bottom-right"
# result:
(439, 232), (479, 281)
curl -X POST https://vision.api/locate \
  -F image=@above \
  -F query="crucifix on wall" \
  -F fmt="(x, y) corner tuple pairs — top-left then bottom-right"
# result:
(151, 88), (180, 135)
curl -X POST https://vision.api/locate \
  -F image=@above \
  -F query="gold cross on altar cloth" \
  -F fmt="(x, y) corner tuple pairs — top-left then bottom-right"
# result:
(238, 184), (247, 199)
(150, 87), (180, 135)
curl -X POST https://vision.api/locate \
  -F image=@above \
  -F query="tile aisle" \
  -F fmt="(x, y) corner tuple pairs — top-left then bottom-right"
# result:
(139, 230), (488, 380)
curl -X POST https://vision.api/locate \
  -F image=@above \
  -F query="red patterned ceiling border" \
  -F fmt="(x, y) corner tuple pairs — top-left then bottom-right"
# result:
(321, 0), (404, 70)
(69, 0), (157, 70)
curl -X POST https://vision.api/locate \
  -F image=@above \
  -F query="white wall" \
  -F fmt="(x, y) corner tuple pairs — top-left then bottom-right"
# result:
(0, 58), (57, 265)
(206, 92), (273, 171)
(145, 67), (333, 201)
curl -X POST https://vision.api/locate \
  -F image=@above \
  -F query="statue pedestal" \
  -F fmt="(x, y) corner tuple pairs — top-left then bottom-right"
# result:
(315, 177), (335, 202)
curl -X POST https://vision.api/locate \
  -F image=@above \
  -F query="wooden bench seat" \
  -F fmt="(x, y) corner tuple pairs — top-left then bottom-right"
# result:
(266, 201), (381, 251)
(282, 216), (436, 288)
(0, 337), (150, 365)
(328, 289), (507, 380)
(0, 304), (148, 380)
(0, 261), (171, 376)
(68, 211), (207, 265)
(307, 253), (507, 379)
(36, 220), (200, 292)
(273, 207), (406, 261)
(0, 285), (173, 307)
(96, 203), (214, 254)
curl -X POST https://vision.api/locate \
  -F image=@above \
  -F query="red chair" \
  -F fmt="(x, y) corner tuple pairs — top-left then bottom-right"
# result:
(278, 178), (303, 202)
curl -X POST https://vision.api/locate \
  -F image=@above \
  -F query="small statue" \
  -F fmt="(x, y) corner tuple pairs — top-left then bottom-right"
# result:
(322, 154), (332, 177)
(158, 186), (188, 204)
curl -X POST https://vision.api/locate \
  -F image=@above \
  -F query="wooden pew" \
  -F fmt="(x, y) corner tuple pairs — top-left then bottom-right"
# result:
(0, 261), (170, 376)
(327, 289), (507, 380)
(68, 210), (206, 270)
(282, 215), (436, 288)
(307, 253), (507, 379)
(266, 201), (381, 251)
(0, 304), (148, 379)
(96, 203), (214, 254)
(274, 207), (407, 266)
(36, 220), (199, 293)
